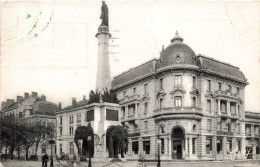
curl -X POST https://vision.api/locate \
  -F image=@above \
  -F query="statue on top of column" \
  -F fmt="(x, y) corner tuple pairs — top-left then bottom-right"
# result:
(100, 1), (109, 27)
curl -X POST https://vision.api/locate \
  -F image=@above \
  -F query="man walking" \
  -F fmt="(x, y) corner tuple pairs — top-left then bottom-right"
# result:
(42, 154), (49, 167)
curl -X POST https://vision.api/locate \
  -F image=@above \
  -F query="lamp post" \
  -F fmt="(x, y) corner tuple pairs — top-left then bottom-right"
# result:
(48, 127), (55, 167)
(157, 139), (161, 167)
(88, 136), (92, 167)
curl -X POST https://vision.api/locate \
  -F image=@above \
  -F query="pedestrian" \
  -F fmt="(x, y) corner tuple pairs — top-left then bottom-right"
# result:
(42, 154), (48, 167)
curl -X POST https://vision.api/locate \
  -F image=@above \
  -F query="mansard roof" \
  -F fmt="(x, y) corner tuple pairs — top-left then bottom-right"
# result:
(30, 101), (59, 116)
(112, 36), (247, 90)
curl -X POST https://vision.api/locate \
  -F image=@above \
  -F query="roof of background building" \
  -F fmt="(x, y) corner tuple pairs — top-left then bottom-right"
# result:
(62, 99), (89, 111)
(112, 33), (247, 89)
(112, 59), (158, 89)
(198, 55), (246, 82)
(30, 101), (59, 116)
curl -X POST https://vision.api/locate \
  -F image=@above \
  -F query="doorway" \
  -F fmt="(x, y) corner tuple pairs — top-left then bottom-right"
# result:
(171, 126), (185, 159)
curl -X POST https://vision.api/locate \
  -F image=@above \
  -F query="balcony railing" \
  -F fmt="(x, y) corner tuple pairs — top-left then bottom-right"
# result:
(119, 94), (140, 104)
(154, 107), (202, 113)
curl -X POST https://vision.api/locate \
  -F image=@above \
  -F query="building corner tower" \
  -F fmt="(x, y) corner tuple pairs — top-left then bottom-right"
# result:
(95, 1), (111, 92)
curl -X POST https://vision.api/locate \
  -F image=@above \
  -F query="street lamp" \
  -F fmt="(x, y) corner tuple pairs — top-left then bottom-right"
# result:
(157, 139), (161, 167)
(48, 127), (55, 167)
(87, 136), (92, 167)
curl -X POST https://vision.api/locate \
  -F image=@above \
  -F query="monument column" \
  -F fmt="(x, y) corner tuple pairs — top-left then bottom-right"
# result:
(96, 1), (111, 92)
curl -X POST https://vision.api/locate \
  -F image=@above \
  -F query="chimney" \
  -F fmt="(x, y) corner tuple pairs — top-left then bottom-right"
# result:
(24, 92), (29, 99)
(83, 95), (86, 101)
(41, 95), (46, 102)
(17, 96), (23, 102)
(72, 98), (76, 107)
(6, 99), (14, 107)
(32, 92), (38, 97)
(1, 101), (6, 109)
(58, 102), (62, 110)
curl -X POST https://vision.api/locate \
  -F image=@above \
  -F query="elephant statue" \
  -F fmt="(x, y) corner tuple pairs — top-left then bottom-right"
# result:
(106, 125), (128, 158)
(74, 123), (94, 158)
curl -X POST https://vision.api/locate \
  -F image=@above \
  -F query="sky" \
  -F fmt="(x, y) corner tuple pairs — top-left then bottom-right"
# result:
(1, 0), (260, 112)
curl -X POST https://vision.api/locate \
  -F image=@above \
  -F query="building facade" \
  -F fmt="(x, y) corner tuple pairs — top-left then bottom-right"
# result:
(0, 92), (58, 159)
(111, 32), (259, 160)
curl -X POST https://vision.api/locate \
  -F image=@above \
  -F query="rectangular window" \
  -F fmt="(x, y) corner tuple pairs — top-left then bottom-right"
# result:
(77, 114), (81, 123)
(217, 138), (222, 154)
(144, 83), (148, 94)
(106, 109), (118, 121)
(174, 96), (182, 107)
(60, 128), (62, 136)
(60, 117), (63, 125)
(192, 138), (196, 154)
(132, 141), (139, 154)
(206, 137), (212, 154)
(207, 100), (211, 112)
(206, 80), (211, 91)
(123, 91), (126, 98)
(228, 85), (232, 92)
(69, 127), (74, 135)
(227, 139), (232, 153)
(218, 82), (222, 90)
(237, 123), (241, 133)
(237, 87), (240, 95)
(42, 148), (46, 154)
(133, 87), (136, 95)
(86, 110), (94, 122)
(192, 76), (196, 87)
(144, 102), (148, 114)
(143, 141), (150, 154)
(144, 121), (148, 133)
(161, 139), (165, 154)
(237, 139), (241, 152)
(160, 78), (163, 89)
(174, 75), (182, 86)
(159, 98), (163, 109)
(207, 119), (212, 131)
(69, 115), (73, 124)
(69, 142), (74, 154)
(60, 144), (62, 155)
(121, 107), (125, 117)
(192, 97), (196, 107)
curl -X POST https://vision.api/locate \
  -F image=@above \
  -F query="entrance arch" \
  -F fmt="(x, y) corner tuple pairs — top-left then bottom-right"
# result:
(171, 126), (185, 159)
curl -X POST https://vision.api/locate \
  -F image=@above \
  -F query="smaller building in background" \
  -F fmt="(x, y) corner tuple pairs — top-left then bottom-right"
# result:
(244, 111), (260, 159)
(0, 92), (58, 159)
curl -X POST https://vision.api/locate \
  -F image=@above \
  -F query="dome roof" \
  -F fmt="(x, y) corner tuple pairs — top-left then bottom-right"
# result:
(158, 31), (198, 69)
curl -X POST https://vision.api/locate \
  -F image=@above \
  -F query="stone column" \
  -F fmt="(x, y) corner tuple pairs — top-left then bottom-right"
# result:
(138, 137), (143, 155)
(128, 138), (132, 156)
(125, 106), (129, 117)
(241, 138), (246, 159)
(164, 137), (168, 156)
(227, 101), (230, 115)
(168, 135), (172, 158)
(235, 103), (238, 115)
(189, 137), (193, 158)
(223, 137), (227, 156)
(218, 100), (221, 115)
(135, 103), (137, 116)
(185, 136), (188, 156)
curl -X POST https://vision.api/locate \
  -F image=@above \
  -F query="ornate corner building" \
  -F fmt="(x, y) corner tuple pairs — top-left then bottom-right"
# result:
(111, 32), (259, 160)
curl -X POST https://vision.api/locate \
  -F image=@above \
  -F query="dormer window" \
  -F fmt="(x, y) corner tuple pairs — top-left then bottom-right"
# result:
(160, 78), (163, 90)
(228, 85), (232, 92)
(218, 82), (222, 91)
(206, 80), (211, 91)
(192, 76), (196, 88)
